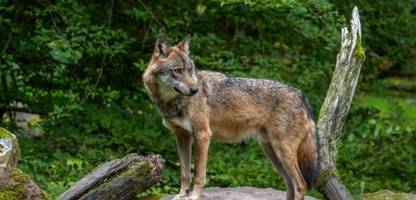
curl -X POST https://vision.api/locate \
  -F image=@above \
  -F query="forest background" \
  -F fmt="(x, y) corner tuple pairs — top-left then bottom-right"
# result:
(0, 0), (415, 199)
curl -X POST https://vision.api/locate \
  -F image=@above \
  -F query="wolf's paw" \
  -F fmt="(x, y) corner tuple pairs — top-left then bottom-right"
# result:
(183, 197), (199, 200)
(183, 192), (201, 200)
(172, 193), (188, 200)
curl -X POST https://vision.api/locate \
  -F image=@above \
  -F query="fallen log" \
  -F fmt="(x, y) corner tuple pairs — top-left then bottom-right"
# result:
(58, 153), (164, 200)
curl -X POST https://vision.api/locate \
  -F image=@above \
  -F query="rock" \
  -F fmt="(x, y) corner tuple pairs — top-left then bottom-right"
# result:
(161, 187), (316, 200)
(0, 128), (47, 200)
(0, 127), (20, 168)
(13, 102), (43, 139)
(0, 167), (48, 200)
(363, 190), (416, 200)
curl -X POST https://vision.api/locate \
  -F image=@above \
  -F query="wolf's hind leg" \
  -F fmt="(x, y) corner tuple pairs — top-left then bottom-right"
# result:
(270, 141), (307, 200)
(260, 142), (295, 200)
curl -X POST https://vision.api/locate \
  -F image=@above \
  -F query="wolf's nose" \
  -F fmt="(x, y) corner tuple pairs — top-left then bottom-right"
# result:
(190, 86), (199, 95)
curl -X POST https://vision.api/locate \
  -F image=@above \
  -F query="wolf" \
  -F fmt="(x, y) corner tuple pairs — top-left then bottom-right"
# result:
(143, 34), (320, 200)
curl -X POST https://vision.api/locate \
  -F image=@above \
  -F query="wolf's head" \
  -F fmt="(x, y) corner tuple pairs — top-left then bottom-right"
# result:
(146, 34), (198, 97)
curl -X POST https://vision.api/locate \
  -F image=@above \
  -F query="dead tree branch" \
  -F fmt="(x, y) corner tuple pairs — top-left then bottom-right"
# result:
(58, 153), (164, 200)
(316, 6), (365, 200)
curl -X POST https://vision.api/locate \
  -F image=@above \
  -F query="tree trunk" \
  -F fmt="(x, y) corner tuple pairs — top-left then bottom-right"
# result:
(316, 7), (365, 200)
(58, 153), (164, 200)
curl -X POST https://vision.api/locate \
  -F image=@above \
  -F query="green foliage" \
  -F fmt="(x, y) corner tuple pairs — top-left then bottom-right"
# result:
(330, 0), (416, 77)
(0, 0), (415, 199)
(338, 106), (416, 197)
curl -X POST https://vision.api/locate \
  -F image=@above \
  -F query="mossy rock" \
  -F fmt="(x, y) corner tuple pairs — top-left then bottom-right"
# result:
(363, 190), (416, 200)
(0, 128), (20, 168)
(0, 167), (48, 200)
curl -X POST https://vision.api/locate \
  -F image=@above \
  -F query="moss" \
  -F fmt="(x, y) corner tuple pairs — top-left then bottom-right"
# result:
(318, 168), (340, 189)
(0, 168), (48, 200)
(108, 161), (151, 186)
(9, 168), (31, 197)
(355, 39), (366, 61)
(363, 190), (416, 200)
(0, 128), (12, 139)
(126, 162), (151, 181)
(331, 168), (340, 178)
(0, 189), (18, 200)
(318, 169), (330, 187)
(11, 168), (31, 184)
(83, 161), (152, 198)
(0, 168), (29, 200)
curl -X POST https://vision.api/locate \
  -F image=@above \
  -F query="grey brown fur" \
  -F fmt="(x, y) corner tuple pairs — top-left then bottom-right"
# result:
(143, 35), (319, 200)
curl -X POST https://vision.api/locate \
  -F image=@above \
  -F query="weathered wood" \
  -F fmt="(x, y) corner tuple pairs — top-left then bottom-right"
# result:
(58, 153), (164, 200)
(0, 127), (20, 168)
(316, 7), (365, 200)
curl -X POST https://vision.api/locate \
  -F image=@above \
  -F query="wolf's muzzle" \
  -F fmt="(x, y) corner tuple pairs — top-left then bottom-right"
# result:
(174, 86), (198, 96)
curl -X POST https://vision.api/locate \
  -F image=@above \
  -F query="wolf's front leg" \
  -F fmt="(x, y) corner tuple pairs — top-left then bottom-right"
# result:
(173, 133), (193, 200)
(188, 131), (211, 200)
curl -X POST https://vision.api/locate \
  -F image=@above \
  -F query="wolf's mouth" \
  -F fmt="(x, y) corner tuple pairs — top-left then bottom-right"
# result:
(174, 87), (182, 93)
(174, 87), (194, 96)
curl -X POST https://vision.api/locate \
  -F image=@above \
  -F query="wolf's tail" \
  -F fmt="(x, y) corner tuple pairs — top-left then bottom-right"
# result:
(297, 127), (320, 189)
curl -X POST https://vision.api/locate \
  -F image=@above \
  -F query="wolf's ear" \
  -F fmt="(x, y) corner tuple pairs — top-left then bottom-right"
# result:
(177, 34), (191, 54)
(154, 34), (170, 58)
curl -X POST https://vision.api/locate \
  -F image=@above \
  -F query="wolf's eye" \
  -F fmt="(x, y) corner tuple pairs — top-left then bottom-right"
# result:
(173, 68), (183, 73)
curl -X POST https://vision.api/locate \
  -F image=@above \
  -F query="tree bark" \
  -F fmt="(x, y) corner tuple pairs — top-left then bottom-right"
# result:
(58, 153), (164, 200)
(316, 7), (365, 200)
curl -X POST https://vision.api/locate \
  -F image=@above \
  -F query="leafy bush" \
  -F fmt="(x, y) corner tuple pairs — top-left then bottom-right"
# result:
(338, 106), (416, 197)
